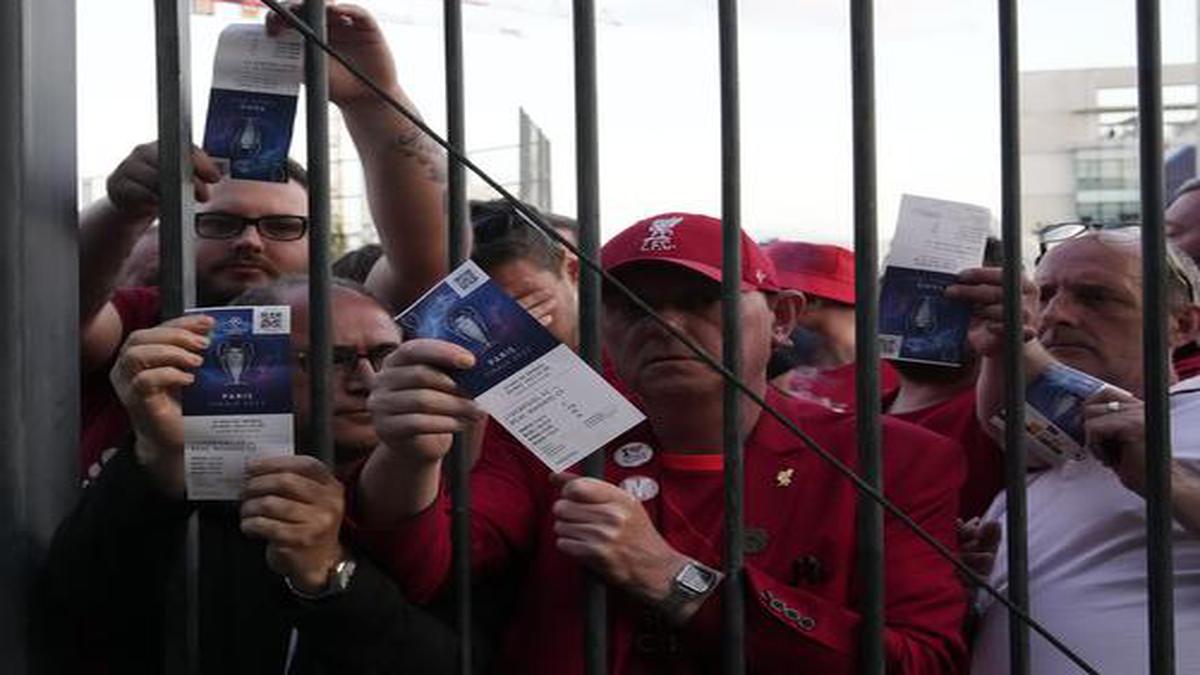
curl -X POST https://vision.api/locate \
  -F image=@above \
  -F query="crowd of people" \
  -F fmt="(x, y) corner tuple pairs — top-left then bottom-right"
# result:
(40, 4), (1200, 674)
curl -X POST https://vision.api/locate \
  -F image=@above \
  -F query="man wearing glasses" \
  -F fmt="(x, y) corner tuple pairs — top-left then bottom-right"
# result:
(79, 4), (447, 476)
(948, 227), (1200, 674)
(44, 277), (478, 673)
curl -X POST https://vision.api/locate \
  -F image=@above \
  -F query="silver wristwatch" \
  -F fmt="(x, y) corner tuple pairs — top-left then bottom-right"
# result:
(661, 559), (723, 617)
(285, 558), (358, 601)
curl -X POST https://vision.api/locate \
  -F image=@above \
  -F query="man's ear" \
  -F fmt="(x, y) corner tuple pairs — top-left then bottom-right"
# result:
(562, 252), (580, 285)
(770, 290), (805, 348)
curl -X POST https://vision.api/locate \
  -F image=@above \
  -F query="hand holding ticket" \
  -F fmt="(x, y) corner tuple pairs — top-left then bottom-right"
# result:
(879, 194), (993, 366)
(990, 361), (1112, 466)
(182, 306), (295, 500)
(396, 261), (645, 472)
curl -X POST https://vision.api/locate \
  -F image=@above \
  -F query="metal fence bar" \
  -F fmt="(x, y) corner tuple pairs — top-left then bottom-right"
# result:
(571, 1), (607, 673)
(997, 2), (1031, 673)
(0, 1), (79, 671)
(152, 2), (197, 672)
(1135, 1), (1176, 673)
(850, 1), (885, 672)
(155, 0), (195, 319)
(443, 1), (473, 672)
(304, 0), (334, 467)
(252, 10), (1107, 672)
(718, 2), (746, 673)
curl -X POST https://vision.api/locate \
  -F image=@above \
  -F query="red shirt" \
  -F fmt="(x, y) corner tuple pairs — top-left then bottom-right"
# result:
(884, 388), (1005, 520)
(778, 361), (900, 412)
(350, 388), (967, 674)
(80, 287), (162, 478)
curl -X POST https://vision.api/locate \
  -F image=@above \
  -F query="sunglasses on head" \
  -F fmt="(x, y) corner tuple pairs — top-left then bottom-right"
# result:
(1035, 220), (1198, 305)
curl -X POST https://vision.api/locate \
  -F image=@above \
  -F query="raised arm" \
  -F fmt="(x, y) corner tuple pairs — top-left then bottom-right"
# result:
(80, 143), (220, 371)
(271, 4), (449, 312)
(945, 266), (1044, 437)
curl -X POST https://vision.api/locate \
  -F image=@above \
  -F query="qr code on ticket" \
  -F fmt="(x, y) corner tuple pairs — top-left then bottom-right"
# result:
(253, 306), (291, 335)
(448, 262), (488, 297)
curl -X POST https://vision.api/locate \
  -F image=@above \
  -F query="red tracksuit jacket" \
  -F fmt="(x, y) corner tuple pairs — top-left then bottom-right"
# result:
(351, 388), (967, 674)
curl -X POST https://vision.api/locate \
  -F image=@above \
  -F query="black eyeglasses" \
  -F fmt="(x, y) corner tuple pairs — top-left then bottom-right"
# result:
(1036, 220), (1198, 305)
(195, 213), (309, 242)
(294, 344), (398, 375)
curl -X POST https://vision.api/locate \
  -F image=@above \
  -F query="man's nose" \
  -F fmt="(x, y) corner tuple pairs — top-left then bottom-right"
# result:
(1037, 292), (1079, 331)
(229, 222), (265, 252)
(342, 356), (375, 393)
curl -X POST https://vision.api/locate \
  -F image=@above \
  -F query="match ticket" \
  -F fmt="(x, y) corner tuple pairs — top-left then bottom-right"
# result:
(202, 23), (302, 182)
(991, 362), (1109, 465)
(398, 261), (645, 473)
(182, 306), (294, 500)
(879, 194), (993, 366)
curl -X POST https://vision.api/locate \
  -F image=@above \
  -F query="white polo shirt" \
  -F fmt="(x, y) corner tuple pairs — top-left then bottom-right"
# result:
(972, 376), (1200, 675)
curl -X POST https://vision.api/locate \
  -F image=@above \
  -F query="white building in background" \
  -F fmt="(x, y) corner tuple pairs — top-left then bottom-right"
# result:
(1021, 63), (1199, 234)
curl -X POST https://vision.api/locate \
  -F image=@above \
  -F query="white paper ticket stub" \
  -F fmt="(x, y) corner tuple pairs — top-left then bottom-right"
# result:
(202, 24), (303, 182)
(399, 261), (645, 472)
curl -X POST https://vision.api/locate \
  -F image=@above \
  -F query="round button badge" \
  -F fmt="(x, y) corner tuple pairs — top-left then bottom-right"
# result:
(620, 475), (660, 502)
(613, 442), (654, 468)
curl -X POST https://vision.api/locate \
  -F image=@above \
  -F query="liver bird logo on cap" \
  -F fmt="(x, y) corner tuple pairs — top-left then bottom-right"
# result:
(641, 216), (684, 252)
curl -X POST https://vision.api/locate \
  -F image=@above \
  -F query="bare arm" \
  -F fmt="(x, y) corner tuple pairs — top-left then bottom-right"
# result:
(276, 4), (448, 313)
(944, 266), (1042, 439)
(79, 142), (219, 372)
(345, 93), (448, 312)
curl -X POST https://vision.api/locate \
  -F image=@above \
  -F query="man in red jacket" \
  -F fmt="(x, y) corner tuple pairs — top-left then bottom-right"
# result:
(353, 213), (967, 673)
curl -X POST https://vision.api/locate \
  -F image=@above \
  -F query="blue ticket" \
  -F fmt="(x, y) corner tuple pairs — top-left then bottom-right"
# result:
(203, 89), (298, 182)
(201, 24), (302, 183)
(398, 261), (644, 472)
(879, 194), (993, 367)
(878, 267), (972, 365)
(990, 362), (1109, 465)
(182, 305), (294, 500)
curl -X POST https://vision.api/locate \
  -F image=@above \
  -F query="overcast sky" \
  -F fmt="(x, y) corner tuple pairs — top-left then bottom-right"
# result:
(78, 0), (1200, 245)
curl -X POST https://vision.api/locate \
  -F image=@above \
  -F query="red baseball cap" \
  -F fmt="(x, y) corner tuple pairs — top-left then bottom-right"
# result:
(763, 241), (855, 305)
(601, 212), (780, 292)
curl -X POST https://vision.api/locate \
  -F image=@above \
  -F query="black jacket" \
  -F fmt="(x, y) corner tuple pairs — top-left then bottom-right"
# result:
(39, 447), (471, 675)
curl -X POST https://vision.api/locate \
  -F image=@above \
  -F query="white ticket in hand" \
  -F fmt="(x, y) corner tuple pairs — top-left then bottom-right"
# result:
(398, 261), (645, 473)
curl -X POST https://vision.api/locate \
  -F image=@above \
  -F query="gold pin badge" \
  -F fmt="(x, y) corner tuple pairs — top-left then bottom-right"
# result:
(775, 468), (794, 487)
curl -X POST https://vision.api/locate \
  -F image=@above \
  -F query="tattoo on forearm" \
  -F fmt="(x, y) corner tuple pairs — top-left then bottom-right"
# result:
(390, 129), (448, 184)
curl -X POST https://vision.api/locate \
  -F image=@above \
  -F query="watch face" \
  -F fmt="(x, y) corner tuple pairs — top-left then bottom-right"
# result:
(678, 563), (715, 594)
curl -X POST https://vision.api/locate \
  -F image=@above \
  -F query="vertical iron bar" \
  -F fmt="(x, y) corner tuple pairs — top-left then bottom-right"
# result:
(1136, 1), (1176, 673)
(155, 0), (195, 319)
(153, 2), (196, 673)
(572, 1), (607, 674)
(718, 2), (745, 674)
(850, 1), (885, 673)
(0, 0), (78, 670)
(998, 2), (1031, 673)
(304, 0), (334, 467)
(444, 2), (472, 673)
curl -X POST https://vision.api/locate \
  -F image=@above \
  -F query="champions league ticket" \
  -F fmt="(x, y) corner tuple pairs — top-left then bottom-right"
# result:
(879, 194), (993, 367)
(398, 261), (645, 473)
(202, 24), (302, 182)
(992, 362), (1109, 466)
(182, 306), (295, 500)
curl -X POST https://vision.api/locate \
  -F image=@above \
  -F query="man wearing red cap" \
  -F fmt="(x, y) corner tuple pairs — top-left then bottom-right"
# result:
(763, 241), (898, 411)
(352, 213), (967, 673)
